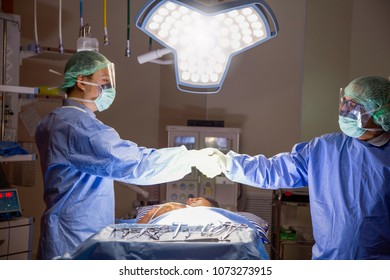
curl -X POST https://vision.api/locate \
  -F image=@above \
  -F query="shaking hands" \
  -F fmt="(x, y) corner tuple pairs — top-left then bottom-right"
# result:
(188, 148), (229, 178)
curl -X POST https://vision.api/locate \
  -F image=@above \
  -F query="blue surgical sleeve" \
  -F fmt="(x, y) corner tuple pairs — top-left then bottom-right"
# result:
(225, 144), (309, 189)
(67, 120), (192, 185)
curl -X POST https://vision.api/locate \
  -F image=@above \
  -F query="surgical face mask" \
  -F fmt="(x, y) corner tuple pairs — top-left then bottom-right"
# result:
(338, 116), (366, 138)
(69, 80), (116, 112)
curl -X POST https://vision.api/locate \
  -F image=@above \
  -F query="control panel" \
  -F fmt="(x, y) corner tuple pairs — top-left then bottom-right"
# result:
(0, 189), (21, 218)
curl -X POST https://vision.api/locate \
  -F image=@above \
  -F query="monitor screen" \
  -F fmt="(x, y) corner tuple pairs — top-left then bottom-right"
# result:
(205, 137), (229, 151)
(173, 136), (196, 150)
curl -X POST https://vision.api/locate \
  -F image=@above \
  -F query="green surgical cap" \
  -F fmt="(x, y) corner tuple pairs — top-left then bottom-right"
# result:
(344, 76), (390, 131)
(60, 51), (111, 91)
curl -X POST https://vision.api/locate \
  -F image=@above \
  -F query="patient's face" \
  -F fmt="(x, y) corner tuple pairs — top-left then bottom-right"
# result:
(186, 197), (211, 207)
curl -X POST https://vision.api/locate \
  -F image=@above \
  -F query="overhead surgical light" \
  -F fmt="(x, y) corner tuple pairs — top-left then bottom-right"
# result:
(136, 0), (279, 94)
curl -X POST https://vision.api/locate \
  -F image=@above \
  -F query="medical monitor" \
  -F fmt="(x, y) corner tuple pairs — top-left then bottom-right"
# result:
(205, 136), (229, 152)
(173, 136), (196, 150)
(0, 188), (22, 219)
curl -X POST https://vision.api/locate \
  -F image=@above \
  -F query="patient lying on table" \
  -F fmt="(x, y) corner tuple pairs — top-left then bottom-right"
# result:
(61, 197), (270, 259)
(137, 197), (219, 224)
(135, 197), (269, 244)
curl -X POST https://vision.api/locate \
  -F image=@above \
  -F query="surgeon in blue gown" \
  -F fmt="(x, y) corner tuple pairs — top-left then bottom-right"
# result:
(35, 51), (221, 260)
(209, 76), (390, 259)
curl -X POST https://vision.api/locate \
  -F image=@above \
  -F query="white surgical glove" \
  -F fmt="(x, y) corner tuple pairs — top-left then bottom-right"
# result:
(206, 148), (231, 174)
(188, 148), (222, 178)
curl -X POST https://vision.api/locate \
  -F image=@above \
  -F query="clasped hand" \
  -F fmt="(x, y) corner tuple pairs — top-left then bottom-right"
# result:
(188, 148), (228, 178)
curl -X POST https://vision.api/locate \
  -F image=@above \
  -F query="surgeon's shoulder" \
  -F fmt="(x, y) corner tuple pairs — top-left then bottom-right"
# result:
(56, 106), (109, 130)
(308, 132), (346, 147)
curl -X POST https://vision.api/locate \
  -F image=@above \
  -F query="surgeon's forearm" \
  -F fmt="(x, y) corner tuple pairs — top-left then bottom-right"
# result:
(225, 151), (307, 189)
(125, 146), (193, 185)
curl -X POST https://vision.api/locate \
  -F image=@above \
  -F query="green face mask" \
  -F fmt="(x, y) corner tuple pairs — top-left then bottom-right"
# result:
(93, 87), (116, 112)
(338, 116), (366, 138)
(69, 81), (116, 112)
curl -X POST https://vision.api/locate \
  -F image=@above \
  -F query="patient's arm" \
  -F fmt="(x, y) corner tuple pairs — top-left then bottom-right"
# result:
(137, 203), (187, 224)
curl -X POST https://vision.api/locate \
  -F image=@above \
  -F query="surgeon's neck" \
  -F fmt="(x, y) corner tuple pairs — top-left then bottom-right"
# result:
(359, 130), (385, 141)
(358, 117), (385, 141)
(67, 90), (98, 112)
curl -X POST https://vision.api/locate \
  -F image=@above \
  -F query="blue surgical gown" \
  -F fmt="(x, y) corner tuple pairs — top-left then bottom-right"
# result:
(35, 99), (192, 259)
(225, 132), (390, 259)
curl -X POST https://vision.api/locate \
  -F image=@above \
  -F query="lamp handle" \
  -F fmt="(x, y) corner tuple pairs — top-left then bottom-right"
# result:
(135, 0), (157, 29)
(255, 0), (279, 37)
(177, 84), (220, 95)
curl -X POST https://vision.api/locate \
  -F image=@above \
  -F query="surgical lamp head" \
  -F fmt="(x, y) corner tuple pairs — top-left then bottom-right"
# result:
(60, 51), (114, 92)
(343, 76), (390, 131)
(136, 0), (279, 94)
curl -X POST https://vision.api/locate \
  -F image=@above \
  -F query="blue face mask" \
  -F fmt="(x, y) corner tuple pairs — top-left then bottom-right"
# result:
(69, 81), (116, 112)
(338, 116), (366, 138)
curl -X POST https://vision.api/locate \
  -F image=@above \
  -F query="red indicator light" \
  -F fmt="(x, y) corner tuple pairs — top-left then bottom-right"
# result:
(5, 192), (13, 198)
(0, 193), (3, 198)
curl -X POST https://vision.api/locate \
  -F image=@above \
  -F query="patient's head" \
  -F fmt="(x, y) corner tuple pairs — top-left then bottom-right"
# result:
(186, 197), (219, 207)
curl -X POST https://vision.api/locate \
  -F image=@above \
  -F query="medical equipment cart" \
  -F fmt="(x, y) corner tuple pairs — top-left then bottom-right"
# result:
(272, 189), (314, 259)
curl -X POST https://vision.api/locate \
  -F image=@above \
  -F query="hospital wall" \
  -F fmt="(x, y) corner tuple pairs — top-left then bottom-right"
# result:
(7, 0), (390, 259)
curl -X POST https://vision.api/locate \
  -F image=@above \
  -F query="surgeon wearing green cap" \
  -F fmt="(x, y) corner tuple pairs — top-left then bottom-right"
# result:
(208, 76), (390, 259)
(35, 51), (222, 260)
